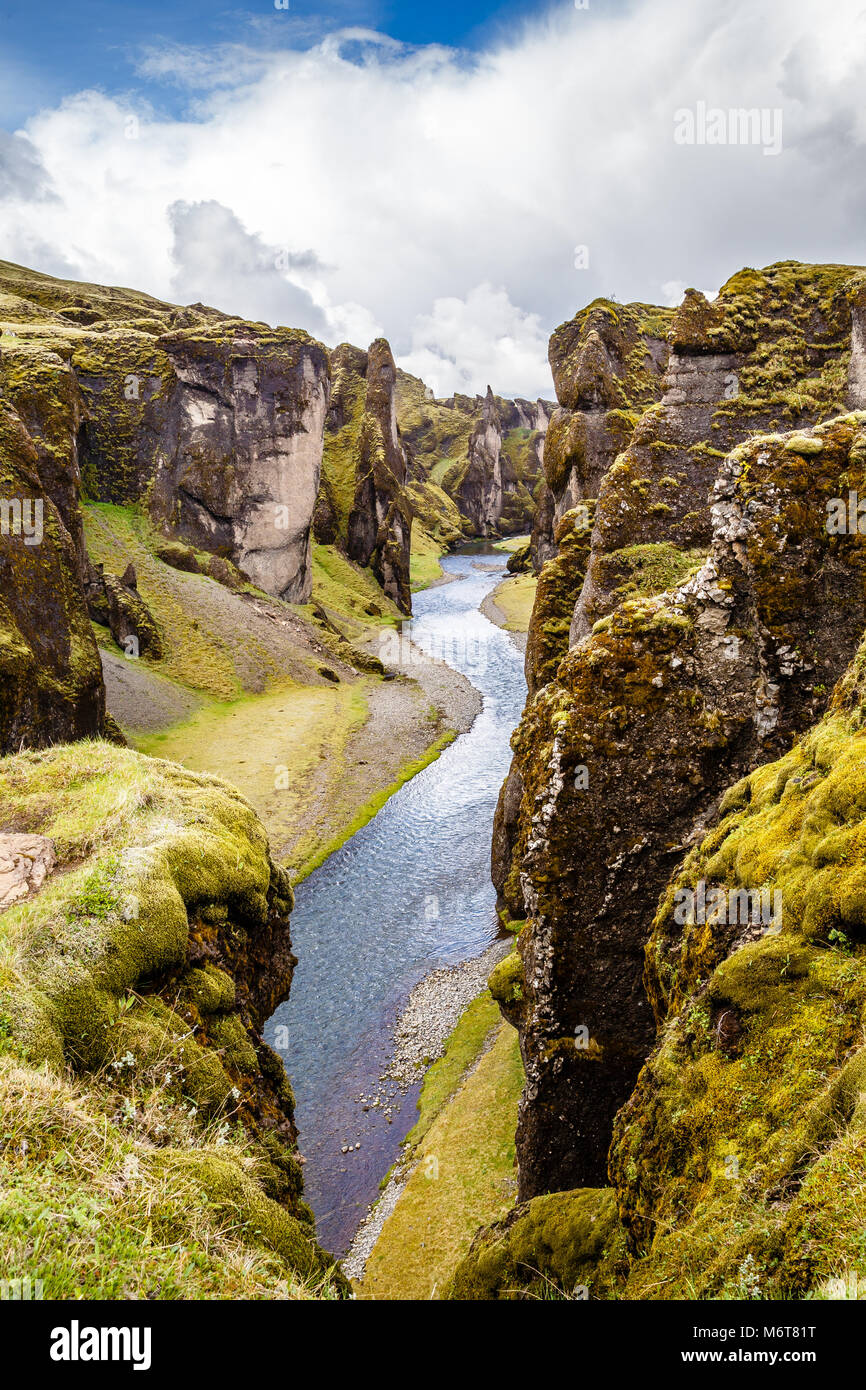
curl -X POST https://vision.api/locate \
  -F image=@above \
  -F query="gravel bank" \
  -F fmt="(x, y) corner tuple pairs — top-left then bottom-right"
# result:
(342, 934), (512, 1282)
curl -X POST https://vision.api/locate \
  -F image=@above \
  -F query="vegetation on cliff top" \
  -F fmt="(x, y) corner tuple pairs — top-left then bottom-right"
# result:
(0, 740), (346, 1296)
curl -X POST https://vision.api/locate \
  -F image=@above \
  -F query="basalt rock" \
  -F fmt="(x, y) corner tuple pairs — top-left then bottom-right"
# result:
(0, 260), (331, 606)
(530, 299), (673, 570)
(99, 568), (164, 660)
(459, 625), (866, 1299)
(0, 396), (106, 753)
(572, 264), (866, 643)
(396, 368), (554, 540)
(503, 410), (866, 1201)
(148, 325), (330, 603)
(346, 340), (413, 613)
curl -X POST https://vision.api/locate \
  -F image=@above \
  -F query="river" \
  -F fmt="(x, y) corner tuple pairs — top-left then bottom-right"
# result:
(264, 544), (527, 1255)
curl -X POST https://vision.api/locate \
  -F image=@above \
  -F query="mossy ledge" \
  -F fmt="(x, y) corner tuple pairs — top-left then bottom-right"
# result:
(0, 740), (347, 1297)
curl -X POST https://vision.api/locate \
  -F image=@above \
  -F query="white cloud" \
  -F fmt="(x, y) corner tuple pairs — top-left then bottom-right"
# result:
(1, 0), (865, 396)
(399, 283), (552, 400)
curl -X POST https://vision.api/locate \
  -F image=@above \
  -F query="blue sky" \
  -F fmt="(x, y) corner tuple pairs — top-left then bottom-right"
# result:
(0, 0), (551, 126)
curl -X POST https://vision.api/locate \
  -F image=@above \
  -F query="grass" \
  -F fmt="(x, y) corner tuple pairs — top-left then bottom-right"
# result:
(410, 526), (446, 590)
(406, 990), (502, 1148)
(0, 1057), (342, 1300)
(0, 740), (346, 1295)
(136, 680), (369, 877)
(493, 534), (530, 554)
(488, 573), (537, 633)
(358, 1016), (524, 1300)
(308, 543), (401, 628)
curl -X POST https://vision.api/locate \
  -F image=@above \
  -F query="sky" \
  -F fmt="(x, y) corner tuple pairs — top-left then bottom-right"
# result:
(1, 0), (865, 398)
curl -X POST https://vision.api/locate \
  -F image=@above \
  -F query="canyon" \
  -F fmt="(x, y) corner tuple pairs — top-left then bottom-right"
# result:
(2, 255), (866, 1301)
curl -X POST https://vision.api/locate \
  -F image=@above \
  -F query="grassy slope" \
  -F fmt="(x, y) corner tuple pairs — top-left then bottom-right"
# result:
(82, 504), (464, 881)
(359, 1008), (523, 1300)
(489, 573), (538, 633)
(0, 741), (345, 1299)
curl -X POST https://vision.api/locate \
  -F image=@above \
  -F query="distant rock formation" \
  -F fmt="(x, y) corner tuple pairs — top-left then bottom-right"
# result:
(396, 369), (554, 539)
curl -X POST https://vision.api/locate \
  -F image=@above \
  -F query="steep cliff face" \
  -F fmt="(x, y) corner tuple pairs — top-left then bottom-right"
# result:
(149, 326), (329, 602)
(456, 387), (503, 535)
(316, 340), (413, 613)
(346, 340), (413, 613)
(573, 264), (863, 642)
(0, 260), (330, 605)
(492, 260), (866, 1209)
(528, 299), (673, 574)
(0, 742), (345, 1295)
(0, 395), (106, 753)
(455, 629), (866, 1300)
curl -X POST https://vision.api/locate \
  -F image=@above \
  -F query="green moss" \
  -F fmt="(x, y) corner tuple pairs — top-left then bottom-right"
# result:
(609, 542), (708, 600)
(607, 651), (866, 1298)
(488, 951), (524, 1007)
(0, 739), (342, 1289)
(448, 1187), (626, 1300)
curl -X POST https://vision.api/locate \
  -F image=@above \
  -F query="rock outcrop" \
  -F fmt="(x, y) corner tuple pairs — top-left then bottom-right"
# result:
(0, 742), (346, 1294)
(0, 395), (106, 753)
(346, 340), (413, 614)
(396, 369), (554, 539)
(456, 387), (503, 535)
(491, 261), (866, 1210)
(316, 340), (414, 614)
(0, 260), (331, 605)
(455, 622), (866, 1299)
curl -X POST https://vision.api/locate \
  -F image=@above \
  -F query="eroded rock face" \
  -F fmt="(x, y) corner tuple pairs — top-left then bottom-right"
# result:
(346, 339), (413, 614)
(0, 266), (331, 608)
(149, 326), (330, 603)
(531, 300), (673, 569)
(0, 397), (106, 754)
(395, 369), (554, 541)
(0, 833), (55, 910)
(504, 410), (866, 1200)
(572, 266), (866, 643)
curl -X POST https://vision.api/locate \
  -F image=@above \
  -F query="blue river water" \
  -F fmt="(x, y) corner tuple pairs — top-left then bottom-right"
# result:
(264, 545), (527, 1255)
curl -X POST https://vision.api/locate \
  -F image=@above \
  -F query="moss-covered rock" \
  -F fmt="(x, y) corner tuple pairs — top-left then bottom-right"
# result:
(0, 396), (106, 753)
(448, 1187), (625, 1299)
(0, 740), (345, 1289)
(501, 412), (866, 1201)
(605, 645), (866, 1297)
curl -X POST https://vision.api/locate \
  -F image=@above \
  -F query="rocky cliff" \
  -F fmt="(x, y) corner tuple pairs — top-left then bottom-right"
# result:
(489, 261), (866, 1215)
(0, 395), (106, 753)
(0, 259), (330, 605)
(454, 619), (866, 1299)
(316, 340), (413, 613)
(396, 370), (554, 540)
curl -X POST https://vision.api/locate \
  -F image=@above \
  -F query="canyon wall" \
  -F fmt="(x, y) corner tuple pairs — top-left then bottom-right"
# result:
(491, 261), (866, 1207)
(315, 339), (414, 614)
(396, 369), (554, 539)
(0, 259), (330, 607)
